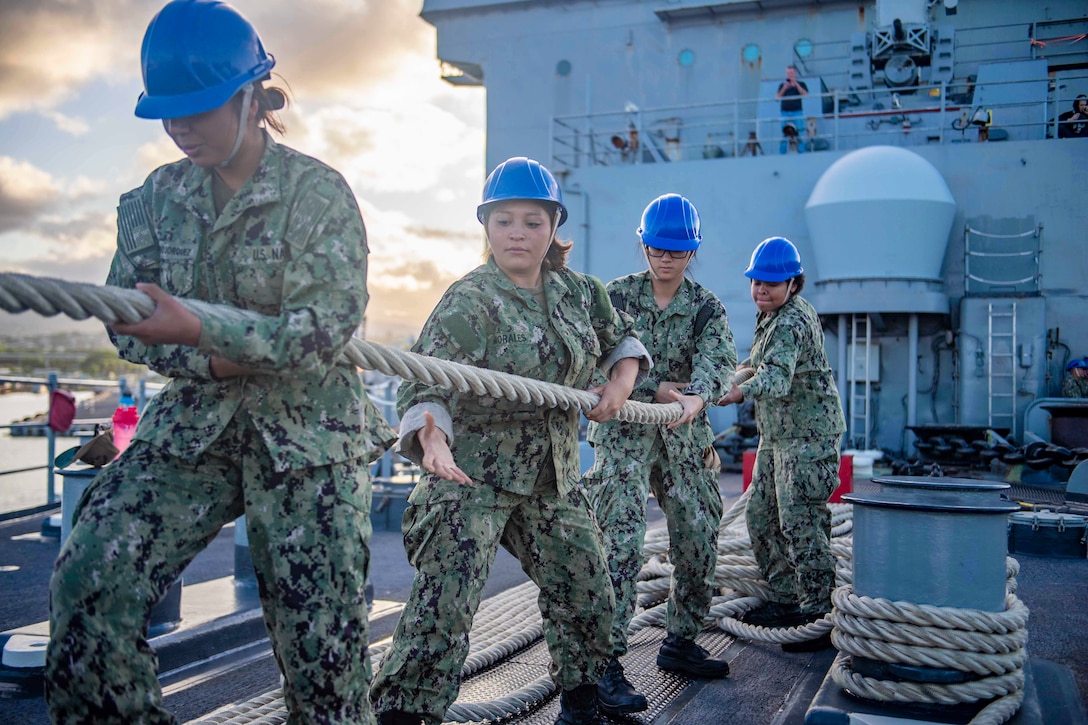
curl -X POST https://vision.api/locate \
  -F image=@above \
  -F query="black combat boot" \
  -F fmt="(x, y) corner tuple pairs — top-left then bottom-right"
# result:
(741, 600), (806, 627)
(555, 682), (604, 725)
(377, 711), (426, 725)
(656, 633), (730, 678)
(597, 657), (648, 715)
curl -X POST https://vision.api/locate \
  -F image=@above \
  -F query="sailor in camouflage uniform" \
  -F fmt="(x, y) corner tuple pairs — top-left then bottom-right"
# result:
(1063, 358), (1088, 398)
(584, 194), (737, 716)
(720, 237), (846, 649)
(369, 157), (651, 725)
(45, 2), (385, 723)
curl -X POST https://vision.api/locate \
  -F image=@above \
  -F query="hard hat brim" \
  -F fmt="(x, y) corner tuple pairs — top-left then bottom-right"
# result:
(744, 268), (801, 282)
(134, 59), (273, 119)
(640, 234), (699, 251)
(477, 198), (568, 227)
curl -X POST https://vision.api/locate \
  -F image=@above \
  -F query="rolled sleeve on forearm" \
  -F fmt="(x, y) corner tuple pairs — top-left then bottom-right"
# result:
(600, 336), (653, 383)
(395, 402), (454, 465)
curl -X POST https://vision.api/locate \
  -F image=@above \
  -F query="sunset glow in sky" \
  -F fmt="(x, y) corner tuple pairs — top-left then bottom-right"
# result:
(0, 0), (487, 343)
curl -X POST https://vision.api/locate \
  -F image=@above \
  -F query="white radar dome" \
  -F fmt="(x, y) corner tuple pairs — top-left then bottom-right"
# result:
(804, 146), (956, 313)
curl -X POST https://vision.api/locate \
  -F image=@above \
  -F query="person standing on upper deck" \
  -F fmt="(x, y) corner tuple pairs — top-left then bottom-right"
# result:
(369, 156), (652, 725)
(584, 194), (737, 717)
(720, 237), (845, 652)
(1058, 94), (1088, 139)
(44, 2), (382, 723)
(776, 65), (809, 124)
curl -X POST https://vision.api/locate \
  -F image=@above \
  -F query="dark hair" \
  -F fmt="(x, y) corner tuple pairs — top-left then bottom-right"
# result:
(481, 201), (573, 271)
(252, 79), (289, 135)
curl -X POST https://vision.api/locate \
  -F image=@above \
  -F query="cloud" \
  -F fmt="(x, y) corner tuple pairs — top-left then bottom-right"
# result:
(292, 100), (484, 196)
(250, 0), (436, 105)
(0, 157), (113, 239)
(42, 110), (91, 136)
(66, 176), (109, 201)
(367, 259), (464, 340)
(14, 249), (114, 286)
(0, 0), (145, 119)
(35, 210), (118, 256)
(136, 136), (185, 173)
(405, 225), (480, 242)
(0, 156), (62, 233)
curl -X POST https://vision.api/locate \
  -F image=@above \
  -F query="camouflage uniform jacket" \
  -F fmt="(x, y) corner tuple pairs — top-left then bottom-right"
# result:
(738, 295), (845, 441)
(397, 258), (650, 497)
(588, 272), (737, 459)
(106, 135), (374, 472)
(1063, 374), (1088, 398)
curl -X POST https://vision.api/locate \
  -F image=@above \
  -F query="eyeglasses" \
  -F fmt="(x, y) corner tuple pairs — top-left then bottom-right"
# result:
(645, 247), (692, 260)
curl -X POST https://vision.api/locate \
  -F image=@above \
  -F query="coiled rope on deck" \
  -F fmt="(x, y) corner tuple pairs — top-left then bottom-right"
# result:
(0, 272), (693, 425)
(827, 561), (1029, 725)
(640, 487), (1026, 725)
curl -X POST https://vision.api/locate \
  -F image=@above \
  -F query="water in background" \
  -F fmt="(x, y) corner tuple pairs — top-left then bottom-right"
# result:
(1, 391), (95, 515)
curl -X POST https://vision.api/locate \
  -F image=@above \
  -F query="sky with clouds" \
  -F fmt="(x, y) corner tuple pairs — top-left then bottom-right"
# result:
(0, 0), (487, 343)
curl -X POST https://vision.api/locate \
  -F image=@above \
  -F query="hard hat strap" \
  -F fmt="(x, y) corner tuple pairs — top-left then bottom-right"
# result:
(220, 83), (254, 169)
(643, 245), (659, 281)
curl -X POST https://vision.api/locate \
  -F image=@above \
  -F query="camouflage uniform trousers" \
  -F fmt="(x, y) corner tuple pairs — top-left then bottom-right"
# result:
(370, 473), (615, 724)
(587, 447), (723, 654)
(46, 413), (375, 725)
(746, 434), (842, 614)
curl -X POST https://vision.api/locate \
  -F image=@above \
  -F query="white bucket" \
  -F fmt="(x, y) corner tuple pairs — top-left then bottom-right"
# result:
(844, 449), (883, 478)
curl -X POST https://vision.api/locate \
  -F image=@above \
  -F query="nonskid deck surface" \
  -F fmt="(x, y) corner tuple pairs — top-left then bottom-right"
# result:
(190, 583), (752, 725)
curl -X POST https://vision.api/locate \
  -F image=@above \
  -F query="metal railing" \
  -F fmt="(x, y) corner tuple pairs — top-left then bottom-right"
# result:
(1, 374), (158, 507)
(2, 370), (420, 514)
(550, 71), (1088, 171)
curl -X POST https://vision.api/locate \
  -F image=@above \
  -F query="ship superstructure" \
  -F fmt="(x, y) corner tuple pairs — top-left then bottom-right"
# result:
(423, 0), (1088, 462)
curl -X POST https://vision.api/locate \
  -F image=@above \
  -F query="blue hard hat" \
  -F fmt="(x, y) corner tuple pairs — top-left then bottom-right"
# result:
(135, 0), (275, 120)
(1068, 358), (1088, 371)
(477, 157), (568, 226)
(637, 193), (701, 252)
(744, 237), (804, 282)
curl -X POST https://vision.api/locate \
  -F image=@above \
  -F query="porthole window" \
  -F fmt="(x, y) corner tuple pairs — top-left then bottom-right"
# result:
(794, 39), (814, 58)
(556, 59), (572, 77)
(742, 44), (761, 64)
(678, 49), (695, 67)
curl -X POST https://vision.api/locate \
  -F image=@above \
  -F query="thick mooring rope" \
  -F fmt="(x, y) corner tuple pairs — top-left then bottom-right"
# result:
(0, 272), (732, 425)
(645, 491), (1027, 725)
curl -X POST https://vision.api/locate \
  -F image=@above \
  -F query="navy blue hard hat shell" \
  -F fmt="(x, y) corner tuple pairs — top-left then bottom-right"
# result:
(135, 0), (275, 119)
(477, 157), (568, 226)
(744, 237), (804, 282)
(637, 193), (701, 251)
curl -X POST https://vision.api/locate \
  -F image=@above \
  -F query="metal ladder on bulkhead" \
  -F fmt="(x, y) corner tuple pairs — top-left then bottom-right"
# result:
(848, 314), (873, 450)
(987, 302), (1017, 438)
